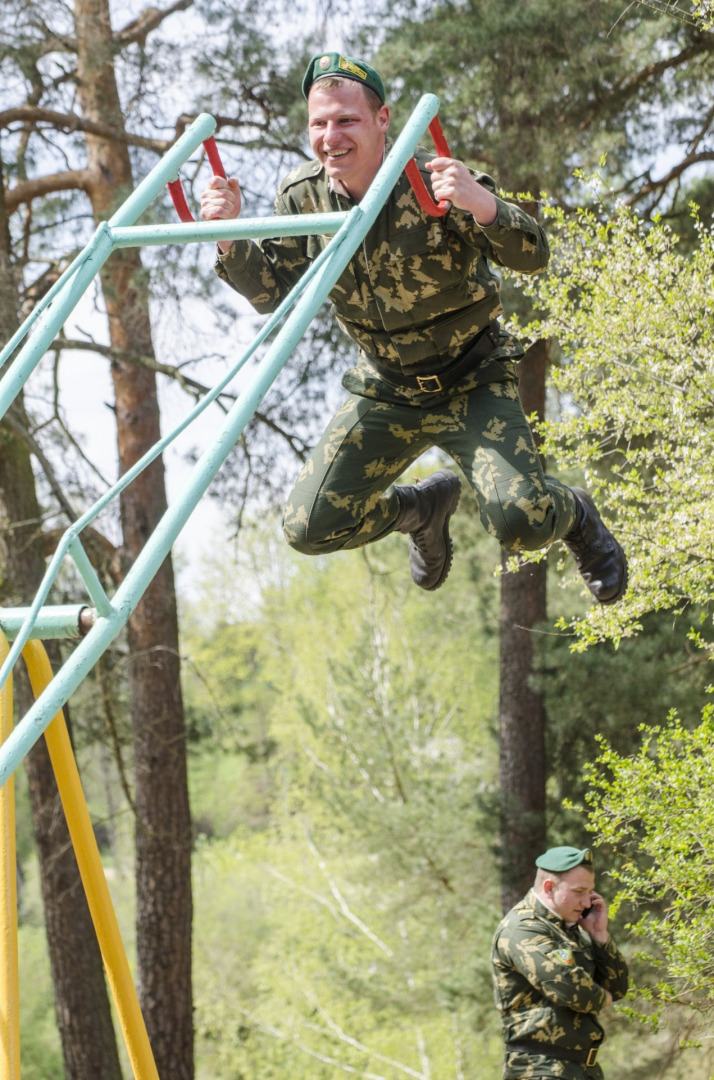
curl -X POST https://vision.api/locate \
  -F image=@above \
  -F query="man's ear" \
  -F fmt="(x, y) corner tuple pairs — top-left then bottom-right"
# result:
(378, 105), (390, 132)
(542, 876), (555, 897)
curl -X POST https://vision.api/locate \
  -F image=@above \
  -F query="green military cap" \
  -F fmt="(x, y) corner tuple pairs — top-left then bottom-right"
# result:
(535, 846), (593, 872)
(302, 52), (386, 103)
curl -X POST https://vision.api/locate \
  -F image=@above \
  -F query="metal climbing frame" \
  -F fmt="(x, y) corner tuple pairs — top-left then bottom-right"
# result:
(0, 93), (444, 786)
(1, 632), (161, 1080)
(0, 92), (449, 1080)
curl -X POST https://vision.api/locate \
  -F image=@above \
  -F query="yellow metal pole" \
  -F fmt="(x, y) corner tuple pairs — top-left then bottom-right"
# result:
(22, 640), (160, 1080)
(0, 631), (20, 1080)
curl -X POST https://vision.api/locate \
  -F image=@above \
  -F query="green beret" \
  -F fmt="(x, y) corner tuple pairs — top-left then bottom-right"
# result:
(302, 52), (386, 104)
(535, 846), (593, 872)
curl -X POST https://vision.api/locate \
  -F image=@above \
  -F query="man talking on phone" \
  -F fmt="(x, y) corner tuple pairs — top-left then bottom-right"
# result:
(491, 846), (629, 1079)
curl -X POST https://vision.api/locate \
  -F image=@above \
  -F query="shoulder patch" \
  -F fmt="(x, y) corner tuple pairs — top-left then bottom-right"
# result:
(553, 948), (575, 966)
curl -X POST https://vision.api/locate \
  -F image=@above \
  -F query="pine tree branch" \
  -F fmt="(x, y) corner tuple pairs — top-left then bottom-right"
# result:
(2, 402), (79, 522)
(302, 1000), (429, 1080)
(578, 35), (714, 134)
(113, 0), (194, 48)
(303, 831), (395, 955)
(96, 653), (137, 814)
(51, 335), (230, 404)
(2, 405), (123, 583)
(238, 1010), (401, 1080)
(626, 149), (714, 207)
(5, 167), (93, 212)
(0, 105), (171, 152)
(52, 336), (310, 458)
(623, 100), (714, 205)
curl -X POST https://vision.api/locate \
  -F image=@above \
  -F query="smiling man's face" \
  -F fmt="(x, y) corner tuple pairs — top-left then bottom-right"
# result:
(307, 79), (390, 201)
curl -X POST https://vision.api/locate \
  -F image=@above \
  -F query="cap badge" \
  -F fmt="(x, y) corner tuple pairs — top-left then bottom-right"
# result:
(338, 56), (367, 80)
(318, 55), (331, 69)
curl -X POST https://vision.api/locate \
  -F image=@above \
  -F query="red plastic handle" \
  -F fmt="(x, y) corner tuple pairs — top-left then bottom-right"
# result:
(167, 136), (226, 223)
(405, 115), (452, 217)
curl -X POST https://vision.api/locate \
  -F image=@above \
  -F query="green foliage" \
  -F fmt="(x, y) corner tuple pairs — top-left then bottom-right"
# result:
(6, 1), (714, 1073)
(634, 0), (714, 31)
(667, 172), (714, 247)
(581, 704), (714, 1025)
(535, 608), (714, 834)
(184, 518), (505, 1079)
(185, 518), (714, 1075)
(516, 188), (714, 644)
(695, 0), (714, 28)
(18, 879), (64, 1080)
(18, 930), (64, 1080)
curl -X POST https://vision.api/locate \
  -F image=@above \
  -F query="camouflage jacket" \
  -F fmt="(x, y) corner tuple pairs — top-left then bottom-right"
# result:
(491, 891), (629, 1080)
(215, 145), (549, 385)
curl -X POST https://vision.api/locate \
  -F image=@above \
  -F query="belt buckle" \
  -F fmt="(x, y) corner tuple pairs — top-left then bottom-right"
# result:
(416, 374), (443, 393)
(586, 1047), (599, 1068)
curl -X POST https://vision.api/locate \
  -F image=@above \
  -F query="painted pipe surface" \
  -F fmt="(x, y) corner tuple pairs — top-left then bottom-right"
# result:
(22, 641), (160, 1080)
(0, 94), (442, 787)
(0, 633), (19, 1080)
(0, 114), (218, 418)
(0, 606), (91, 640)
(109, 212), (348, 248)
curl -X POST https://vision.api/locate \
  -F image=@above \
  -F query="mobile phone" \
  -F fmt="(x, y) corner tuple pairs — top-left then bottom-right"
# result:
(580, 905), (593, 919)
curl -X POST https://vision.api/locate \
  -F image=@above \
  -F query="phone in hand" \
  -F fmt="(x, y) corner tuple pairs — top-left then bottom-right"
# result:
(580, 904), (593, 919)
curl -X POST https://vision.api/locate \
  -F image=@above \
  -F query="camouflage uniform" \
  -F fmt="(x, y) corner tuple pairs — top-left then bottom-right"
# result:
(215, 145), (578, 553)
(491, 890), (629, 1080)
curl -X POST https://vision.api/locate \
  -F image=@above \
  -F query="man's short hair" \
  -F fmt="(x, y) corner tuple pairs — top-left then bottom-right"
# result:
(309, 75), (384, 116)
(534, 866), (564, 889)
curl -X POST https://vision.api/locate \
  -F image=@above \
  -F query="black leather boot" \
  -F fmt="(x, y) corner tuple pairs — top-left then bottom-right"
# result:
(394, 470), (462, 590)
(563, 488), (628, 604)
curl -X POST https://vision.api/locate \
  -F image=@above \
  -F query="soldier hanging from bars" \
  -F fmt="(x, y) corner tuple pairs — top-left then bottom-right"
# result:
(201, 52), (627, 601)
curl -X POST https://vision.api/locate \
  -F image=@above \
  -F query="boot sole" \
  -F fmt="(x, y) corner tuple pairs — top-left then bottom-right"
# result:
(596, 548), (629, 604)
(419, 473), (461, 591)
(569, 487), (628, 604)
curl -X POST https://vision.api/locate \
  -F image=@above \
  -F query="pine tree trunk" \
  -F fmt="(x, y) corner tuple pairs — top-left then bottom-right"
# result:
(72, 1), (194, 1074)
(498, 338), (548, 914)
(0, 156), (123, 1080)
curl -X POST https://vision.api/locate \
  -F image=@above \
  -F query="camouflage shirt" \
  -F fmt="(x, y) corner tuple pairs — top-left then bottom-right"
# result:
(491, 891), (629, 1080)
(215, 145), (549, 385)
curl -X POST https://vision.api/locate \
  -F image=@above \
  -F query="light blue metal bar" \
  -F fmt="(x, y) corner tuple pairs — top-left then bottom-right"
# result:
(108, 213), (347, 248)
(68, 540), (112, 616)
(0, 225), (116, 417)
(0, 607), (92, 641)
(0, 113), (218, 415)
(0, 216), (352, 688)
(0, 206), (295, 373)
(0, 248), (95, 372)
(105, 114), (216, 228)
(0, 94), (442, 787)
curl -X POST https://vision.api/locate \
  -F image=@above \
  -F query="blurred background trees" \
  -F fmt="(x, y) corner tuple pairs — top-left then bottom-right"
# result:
(2, 0), (714, 1077)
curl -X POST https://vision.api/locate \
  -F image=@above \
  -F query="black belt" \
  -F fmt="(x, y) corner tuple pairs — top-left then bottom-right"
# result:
(507, 1040), (601, 1069)
(368, 320), (501, 393)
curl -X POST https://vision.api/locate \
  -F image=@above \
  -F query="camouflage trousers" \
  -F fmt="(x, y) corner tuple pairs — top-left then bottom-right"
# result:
(282, 377), (578, 555)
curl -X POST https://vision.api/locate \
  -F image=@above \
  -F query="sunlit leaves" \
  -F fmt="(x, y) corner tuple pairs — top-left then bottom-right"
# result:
(582, 705), (714, 1020)
(517, 186), (714, 644)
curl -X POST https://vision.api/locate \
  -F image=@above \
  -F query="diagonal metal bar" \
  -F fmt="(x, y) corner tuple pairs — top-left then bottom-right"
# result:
(0, 210), (350, 682)
(0, 113), (219, 411)
(0, 94), (442, 787)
